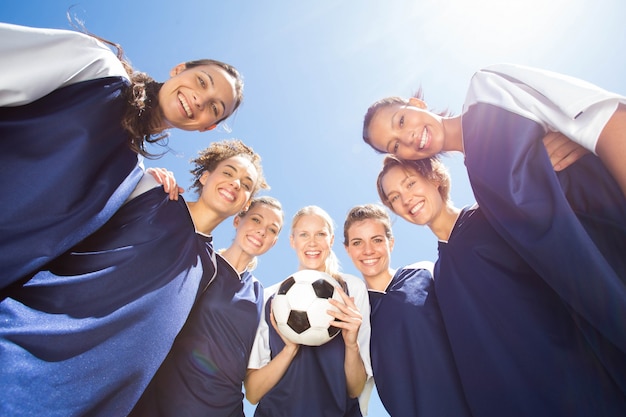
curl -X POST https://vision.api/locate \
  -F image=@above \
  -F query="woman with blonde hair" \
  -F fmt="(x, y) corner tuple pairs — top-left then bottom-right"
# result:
(245, 205), (373, 417)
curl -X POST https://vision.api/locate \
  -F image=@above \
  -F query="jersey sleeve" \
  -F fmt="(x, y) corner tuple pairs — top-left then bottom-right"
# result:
(462, 101), (626, 357)
(464, 63), (626, 153)
(0, 22), (128, 106)
(247, 285), (276, 369)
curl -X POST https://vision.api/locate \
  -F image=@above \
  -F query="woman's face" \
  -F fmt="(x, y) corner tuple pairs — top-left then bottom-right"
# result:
(233, 204), (283, 257)
(367, 101), (445, 160)
(380, 165), (443, 226)
(290, 214), (334, 272)
(345, 218), (393, 280)
(198, 155), (258, 218)
(159, 63), (237, 132)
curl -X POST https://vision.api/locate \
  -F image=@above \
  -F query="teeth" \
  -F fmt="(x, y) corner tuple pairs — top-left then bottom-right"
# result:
(219, 188), (235, 202)
(179, 94), (192, 118)
(419, 127), (428, 149)
(305, 251), (321, 256)
(362, 259), (377, 265)
(410, 201), (424, 215)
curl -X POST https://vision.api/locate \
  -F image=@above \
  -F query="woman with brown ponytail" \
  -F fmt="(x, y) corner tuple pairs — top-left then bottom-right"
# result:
(0, 21), (243, 288)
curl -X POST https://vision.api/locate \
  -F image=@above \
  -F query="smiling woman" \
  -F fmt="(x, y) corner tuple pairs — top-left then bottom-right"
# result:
(130, 196), (283, 417)
(4, 2), (626, 417)
(376, 154), (626, 416)
(0, 22), (244, 291)
(0, 139), (268, 417)
(159, 62), (240, 132)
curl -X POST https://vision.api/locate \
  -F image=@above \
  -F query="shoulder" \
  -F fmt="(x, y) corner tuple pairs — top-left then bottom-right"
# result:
(401, 260), (434, 274)
(0, 23), (128, 106)
(339, 272), (366, 290)
(263, 282), (281, 298)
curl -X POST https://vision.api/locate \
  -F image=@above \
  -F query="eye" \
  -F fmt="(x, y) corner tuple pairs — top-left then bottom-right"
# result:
(198, 76), (206, 88)
(388, 194), (399, 204)
(223, 170), (233, 177)
(374, 238), (384, 244)
(269, 227), (278, 235)
(407, 180), (416, 189)
(242, 182), (252, 191)
(392, 141), (399, 154)
(351, 240), (361, 247)
(399, 115), (404, 127)
(211, 103), (219, 117)
(252, 217), (261, 224)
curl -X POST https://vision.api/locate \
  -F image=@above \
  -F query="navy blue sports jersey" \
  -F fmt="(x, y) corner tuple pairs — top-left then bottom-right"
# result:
(435, 204), (626, 417)
(0, 77), (142, 288)
(368, 265), (471, 417)
(0, 188), (209, 417)
(463, 103), (626, 395)
(254, 291), (362, 417)
(131, 255), (264, 417)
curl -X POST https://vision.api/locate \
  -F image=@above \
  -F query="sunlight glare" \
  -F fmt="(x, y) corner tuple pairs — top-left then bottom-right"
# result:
(423, 0), (573, 56)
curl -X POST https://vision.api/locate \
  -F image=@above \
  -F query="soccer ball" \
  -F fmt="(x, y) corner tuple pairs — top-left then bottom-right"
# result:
(271, 270), (344, 346)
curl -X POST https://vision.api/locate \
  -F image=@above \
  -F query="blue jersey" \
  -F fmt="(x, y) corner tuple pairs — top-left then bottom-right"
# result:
(130, 255), (264, 417)
(368, 264), (471, 417)
(462, 102), (626, 395)
(0, 187), (210, 417)
(0, 76), (142, 288)
(435, 205), (626, 417)
(254, 291), (362, 417)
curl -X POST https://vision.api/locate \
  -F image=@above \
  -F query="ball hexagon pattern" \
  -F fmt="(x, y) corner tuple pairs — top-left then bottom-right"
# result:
(271, 269), (344, 346)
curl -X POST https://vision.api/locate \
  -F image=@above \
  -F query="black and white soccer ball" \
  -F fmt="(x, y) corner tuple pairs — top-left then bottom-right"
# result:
(271, 270), (344, 346)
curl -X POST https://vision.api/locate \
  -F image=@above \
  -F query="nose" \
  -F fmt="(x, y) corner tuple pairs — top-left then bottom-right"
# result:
(399, 191), (412, 207)
(193, 90), (210, 110)
(400, 130), (414, 146)
(231, 178), (241, 190)
(363, 242), (375, 255)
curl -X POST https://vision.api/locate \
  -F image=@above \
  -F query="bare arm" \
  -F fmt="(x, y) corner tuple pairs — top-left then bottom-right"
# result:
(244, 309), (300, 405)
(329, 287), (367, 398)
(596, 103), (626, 197)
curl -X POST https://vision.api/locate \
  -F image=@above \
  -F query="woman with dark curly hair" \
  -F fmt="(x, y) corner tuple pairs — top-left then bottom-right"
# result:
(131, 196), (284, 417)
(0, 22), (244, 288)
(0, 139), (265, 417)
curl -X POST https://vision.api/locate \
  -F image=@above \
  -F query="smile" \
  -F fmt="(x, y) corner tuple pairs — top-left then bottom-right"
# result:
(218, 188), (236, 202)
(419, 127), (428, 149)
(178, 93), (193, 118)
(247, 235), (263, 247)
(409, 200), (425, 215)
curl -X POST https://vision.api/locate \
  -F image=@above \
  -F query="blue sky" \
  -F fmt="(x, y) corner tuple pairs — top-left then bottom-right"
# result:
(3, 1), (626, 415)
